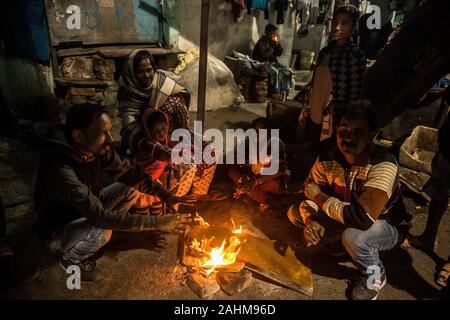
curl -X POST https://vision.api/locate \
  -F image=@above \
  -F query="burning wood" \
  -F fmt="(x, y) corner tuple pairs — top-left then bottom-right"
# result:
(194, 212), (210, 227)
(231, 218), (243, 234)
(189, 235), (242, 276)
(181, 215), (250, 299)
(180, 214), (312, 299)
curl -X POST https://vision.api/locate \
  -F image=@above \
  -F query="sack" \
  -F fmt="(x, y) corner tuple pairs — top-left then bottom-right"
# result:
(173, 54), (242, 111)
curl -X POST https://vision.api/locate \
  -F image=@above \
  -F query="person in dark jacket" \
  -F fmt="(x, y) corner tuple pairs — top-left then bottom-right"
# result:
(252, 24), (283, 63)
(33, 103), (194, 282)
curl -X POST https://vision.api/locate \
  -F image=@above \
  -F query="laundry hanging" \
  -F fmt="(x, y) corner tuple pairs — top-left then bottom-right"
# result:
(230, 0), (246, 22)
(274, 0), (289, 24)
(296, 0), (311, 35)
(247, 0), (270, 20)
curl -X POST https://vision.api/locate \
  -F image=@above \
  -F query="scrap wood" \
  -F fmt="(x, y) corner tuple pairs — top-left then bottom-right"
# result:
(237, 236), (313, 296)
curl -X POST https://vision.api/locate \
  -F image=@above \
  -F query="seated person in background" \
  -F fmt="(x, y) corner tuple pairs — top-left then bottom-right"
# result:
(33, 104), (193, 283)
(229, 117), (290, 215)
(252, 24), (283, 63)
(288, 101), (407, 300)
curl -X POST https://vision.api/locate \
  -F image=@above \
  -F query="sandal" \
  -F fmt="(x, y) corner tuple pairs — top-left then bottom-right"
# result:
(435, 262), (450, 288)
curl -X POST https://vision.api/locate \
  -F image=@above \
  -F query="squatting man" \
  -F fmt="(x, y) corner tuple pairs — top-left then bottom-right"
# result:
(288, 101), (408, 300)
(33, 103), (195, 283)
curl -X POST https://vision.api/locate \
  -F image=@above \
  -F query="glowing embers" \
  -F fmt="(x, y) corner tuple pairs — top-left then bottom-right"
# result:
(189, 235), (242, 276)
(194, 212), (210, 227)
(186, 214), (244, 276)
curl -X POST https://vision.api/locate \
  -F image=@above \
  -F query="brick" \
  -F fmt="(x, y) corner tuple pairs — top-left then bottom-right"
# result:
(217, 269), (252, 295)
(187, 272), (220, 299)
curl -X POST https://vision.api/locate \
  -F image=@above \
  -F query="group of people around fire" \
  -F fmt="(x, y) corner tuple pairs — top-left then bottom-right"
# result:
(1, 4), (449, 300)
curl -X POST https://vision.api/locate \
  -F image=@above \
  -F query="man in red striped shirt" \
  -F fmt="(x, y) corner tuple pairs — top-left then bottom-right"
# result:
(289, 100), (407, 300)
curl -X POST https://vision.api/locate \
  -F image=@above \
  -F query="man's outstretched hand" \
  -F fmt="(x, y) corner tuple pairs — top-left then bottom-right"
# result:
(156, 213), (193, 232)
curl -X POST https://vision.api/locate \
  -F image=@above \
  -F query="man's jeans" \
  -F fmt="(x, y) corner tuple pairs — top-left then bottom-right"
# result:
(288, 205), (399, 278)
(58, 182), (140, 264)
(341, 220), (398, 278)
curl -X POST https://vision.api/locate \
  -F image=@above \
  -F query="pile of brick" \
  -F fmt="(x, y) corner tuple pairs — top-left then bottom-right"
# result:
(58, 55), (118, 112)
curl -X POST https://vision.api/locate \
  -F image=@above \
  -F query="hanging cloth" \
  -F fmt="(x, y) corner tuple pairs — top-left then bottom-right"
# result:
(250, 0), (270, 19)
(230, 0), (245, 22)
(274, 0), (289, 24)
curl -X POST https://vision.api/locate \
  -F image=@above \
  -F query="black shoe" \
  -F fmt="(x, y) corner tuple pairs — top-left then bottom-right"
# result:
(351, 273), (387, 300)
(60, 257), (98, 283)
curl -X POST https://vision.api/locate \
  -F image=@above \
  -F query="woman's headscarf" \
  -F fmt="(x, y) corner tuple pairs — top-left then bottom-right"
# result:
(119, 49), (188, 110)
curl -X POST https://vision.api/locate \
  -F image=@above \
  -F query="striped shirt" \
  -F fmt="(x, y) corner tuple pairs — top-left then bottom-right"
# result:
(301, 141), (400, 230)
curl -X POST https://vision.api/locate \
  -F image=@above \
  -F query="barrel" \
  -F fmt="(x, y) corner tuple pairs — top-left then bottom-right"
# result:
(299, 51), (315, 70)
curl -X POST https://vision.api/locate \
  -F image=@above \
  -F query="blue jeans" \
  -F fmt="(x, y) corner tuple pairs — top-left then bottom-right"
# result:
(288, 205), (399, 278)
(341, 220), (399, 278)
(60, 182), (140, 264)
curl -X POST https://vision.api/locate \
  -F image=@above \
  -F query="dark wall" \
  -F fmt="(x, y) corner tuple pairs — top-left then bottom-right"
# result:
(1, 0), (49, 61)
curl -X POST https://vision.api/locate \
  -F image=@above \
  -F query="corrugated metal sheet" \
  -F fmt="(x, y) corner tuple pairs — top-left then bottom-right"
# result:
(44, 0), (162, 46)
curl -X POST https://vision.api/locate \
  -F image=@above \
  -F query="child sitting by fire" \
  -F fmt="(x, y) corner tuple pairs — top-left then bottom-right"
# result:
(121, 108), (226, 214)
(228, 117), (290, 215)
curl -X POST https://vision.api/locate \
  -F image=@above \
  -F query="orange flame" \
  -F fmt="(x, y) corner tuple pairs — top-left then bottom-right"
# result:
(194, 212), (210, 227)
(231, 218), (243, 234)
(190, 236), (241, 276)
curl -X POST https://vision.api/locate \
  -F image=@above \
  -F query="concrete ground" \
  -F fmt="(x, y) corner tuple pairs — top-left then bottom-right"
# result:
(1, 104), (449, 300)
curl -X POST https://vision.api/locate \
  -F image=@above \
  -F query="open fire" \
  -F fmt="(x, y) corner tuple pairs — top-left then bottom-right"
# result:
(189, 236), (241, 276)
(182, 213), (312, 298)
(189, 213), (243, 276)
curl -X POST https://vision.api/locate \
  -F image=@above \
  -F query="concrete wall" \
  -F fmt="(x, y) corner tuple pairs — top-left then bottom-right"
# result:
(292, 25), (327, 57)
(0, 56), (53, 114)
(164, 0), (297, 65)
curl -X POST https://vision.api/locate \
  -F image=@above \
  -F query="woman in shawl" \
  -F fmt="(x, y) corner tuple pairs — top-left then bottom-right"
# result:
(119, 49), (227, 202)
